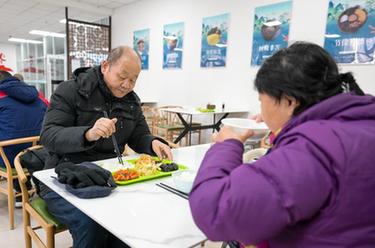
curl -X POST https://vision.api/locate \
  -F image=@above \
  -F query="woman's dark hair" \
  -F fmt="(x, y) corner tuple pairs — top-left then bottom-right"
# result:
(254, 41), (364, 115)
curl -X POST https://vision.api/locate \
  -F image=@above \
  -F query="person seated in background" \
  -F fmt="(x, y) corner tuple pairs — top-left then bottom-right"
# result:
(13, 73), (24, 81)
(189, 41), (375, 247)
(0, 70), (48, 207)
(40, 46), (172, 248)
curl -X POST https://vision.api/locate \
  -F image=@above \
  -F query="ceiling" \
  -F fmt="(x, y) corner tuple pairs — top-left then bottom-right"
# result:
(0, 0), (140, 44)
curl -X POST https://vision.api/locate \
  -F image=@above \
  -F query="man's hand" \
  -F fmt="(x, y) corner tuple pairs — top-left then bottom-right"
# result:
(152, 140), (173, 160)
(213, 126), (254, 143)
(85, 117), (118, 142)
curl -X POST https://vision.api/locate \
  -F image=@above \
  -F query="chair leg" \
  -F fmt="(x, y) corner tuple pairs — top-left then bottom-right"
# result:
(221, 242), (228, 248)
(7, 177), (15, 230)
(46, 227), (55, 248)
(24, 209), (32, 248)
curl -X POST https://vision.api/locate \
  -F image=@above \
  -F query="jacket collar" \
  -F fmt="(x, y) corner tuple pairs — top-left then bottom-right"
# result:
(74, 66), (141, 105)
(273, 93), (375, 145)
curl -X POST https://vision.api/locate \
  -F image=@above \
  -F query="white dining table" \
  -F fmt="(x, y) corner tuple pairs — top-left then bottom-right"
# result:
(33, 144), (211, 248)
(160, 107), (249, 145)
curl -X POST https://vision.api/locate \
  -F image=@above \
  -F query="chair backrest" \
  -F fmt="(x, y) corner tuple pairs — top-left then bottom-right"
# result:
(14, 145), (43, 204)
(155, 106), (183, 126)
(0, 136), (40, 176)
(141, 106), (157, 132)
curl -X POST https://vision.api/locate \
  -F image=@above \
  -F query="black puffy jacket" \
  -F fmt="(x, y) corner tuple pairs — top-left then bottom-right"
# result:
(40, 66), (159, 196)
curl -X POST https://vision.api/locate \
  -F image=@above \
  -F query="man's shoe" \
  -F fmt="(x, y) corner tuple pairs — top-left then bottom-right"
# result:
(15, 195), (22, 208)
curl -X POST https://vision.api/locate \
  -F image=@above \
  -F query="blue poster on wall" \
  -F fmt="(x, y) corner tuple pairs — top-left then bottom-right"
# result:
(200, 13), (229, 68)
(324, 0), (375, 64)
(133, 29), (150, 70)
(251, 1), (292, 66)
(163, 22), (184, 69)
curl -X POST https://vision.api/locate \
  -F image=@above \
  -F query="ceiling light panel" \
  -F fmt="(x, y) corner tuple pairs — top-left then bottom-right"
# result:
(29, 30), (66, 38)
(8, 37), (43, 44)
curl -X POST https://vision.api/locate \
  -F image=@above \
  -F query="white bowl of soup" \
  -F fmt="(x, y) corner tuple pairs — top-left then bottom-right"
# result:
(221, 118), (269, 140)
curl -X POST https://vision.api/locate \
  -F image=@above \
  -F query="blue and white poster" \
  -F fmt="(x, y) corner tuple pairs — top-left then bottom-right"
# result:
(133, 29), (150, 70)
(163, 22), (184, 69)
(324, 0), (375, 64)
(200, 13), (229, 68)
(251, 1), (292, 66)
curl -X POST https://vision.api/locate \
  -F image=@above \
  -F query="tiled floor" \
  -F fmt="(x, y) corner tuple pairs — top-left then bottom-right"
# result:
(0, 180), (221, 248)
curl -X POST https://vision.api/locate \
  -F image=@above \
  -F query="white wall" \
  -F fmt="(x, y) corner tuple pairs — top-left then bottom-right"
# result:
(0, 43), (17, 73)
(112, 0), (375, 114)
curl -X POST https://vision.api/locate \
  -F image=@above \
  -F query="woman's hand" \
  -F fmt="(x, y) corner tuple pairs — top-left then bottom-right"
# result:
(213, 126), (254, 143)
(251, 113), (263, 123)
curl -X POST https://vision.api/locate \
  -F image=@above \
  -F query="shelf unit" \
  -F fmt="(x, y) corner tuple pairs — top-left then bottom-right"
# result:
(16, 36), (66, 99)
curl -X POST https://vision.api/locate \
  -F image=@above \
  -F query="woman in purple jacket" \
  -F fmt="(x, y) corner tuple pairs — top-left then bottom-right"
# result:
(189, 42), (375, 247)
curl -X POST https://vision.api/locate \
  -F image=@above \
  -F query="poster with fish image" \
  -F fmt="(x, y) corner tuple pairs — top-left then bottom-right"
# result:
(200, 13), (229, 68)
(163, 22), (184, 69)
(133, 29), (150, 70)
(251, 1), (292, 66)
(324, 0), (375, 64)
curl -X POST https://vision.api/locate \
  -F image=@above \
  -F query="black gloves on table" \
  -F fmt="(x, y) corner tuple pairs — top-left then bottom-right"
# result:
(55, 162), (115, 189)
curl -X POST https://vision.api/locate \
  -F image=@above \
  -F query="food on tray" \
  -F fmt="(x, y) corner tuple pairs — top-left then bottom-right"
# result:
(135, 154), (154, 166)
(159, 162), (178, 172)
(113, 169), (139, 181)
(134, 154), (159, 176)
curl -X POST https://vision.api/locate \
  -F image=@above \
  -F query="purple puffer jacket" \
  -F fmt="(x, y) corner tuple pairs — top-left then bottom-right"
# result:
(189, 93), (375, 247)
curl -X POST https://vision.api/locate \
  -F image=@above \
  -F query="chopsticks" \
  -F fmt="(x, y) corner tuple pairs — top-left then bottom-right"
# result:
(156, 183), (189, 200)
(103, 111), (124, 166)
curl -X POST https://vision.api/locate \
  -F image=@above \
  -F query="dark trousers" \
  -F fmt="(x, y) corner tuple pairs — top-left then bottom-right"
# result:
(14, 176), (32, 192)
(43, 191), (130, 248)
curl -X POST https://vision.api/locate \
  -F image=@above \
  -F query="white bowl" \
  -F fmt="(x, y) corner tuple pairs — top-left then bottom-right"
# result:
(172, 170), (197, 194)
(221, 118), (269, 140)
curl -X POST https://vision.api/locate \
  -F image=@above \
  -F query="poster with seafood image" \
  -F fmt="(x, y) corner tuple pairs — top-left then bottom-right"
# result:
(200, 13), (229, 68)
(163, 22), (184, 69)
(133, 29), (150, 70)
(251, 1), (292, 66)
(324, 0), (375, 64)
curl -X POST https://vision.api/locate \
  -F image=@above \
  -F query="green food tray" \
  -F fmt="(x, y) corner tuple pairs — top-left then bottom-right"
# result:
(113, 158), (187, 186)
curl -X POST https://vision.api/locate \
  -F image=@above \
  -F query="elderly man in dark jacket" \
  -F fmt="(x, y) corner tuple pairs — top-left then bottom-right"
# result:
(40, 46), (171, 248)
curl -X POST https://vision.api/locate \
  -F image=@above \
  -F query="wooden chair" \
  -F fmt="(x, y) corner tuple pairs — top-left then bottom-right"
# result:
(0, 136), (39, 229)
(14, 145), (67, 248)
(152, 106), (183, 143)
(152, 106), (202, 146)
(141, 105), (156, 133)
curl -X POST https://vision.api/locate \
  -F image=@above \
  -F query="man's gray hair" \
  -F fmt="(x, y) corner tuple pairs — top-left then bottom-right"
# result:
(106, 46), (125, 65)
(106, 46), (140, 66)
